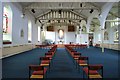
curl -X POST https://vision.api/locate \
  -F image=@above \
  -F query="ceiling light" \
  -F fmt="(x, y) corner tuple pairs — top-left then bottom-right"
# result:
(39, 20), (41, 23)
(41, 26), (43, 31)
(69, 20), (71, 23)
(79, 20), (81, 22)
(80, 3), (82, 7)
(58, 20), (60, 23)
(59, 10), (61, 15)
(21, 13), (25, 18)
(31, 9), (35, 13)
(48, 20), (50, 23)
(90, 9), (94, 13)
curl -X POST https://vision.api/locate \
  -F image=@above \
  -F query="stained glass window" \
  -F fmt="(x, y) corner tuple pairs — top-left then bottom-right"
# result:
(3, 7), (9, 33)
(3, 5), (12, 43)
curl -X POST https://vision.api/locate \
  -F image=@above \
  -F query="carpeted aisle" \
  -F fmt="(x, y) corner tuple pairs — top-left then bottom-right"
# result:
(46, 48), (81, 78)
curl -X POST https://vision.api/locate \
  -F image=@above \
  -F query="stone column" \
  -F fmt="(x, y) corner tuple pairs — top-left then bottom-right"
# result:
(99, 2), (114, 52)
(79, 26), (82, 44)
(101, 28), (105, 52)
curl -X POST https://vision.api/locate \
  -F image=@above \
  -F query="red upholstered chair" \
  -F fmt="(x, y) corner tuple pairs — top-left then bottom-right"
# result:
(40, 57), (50, 67)
(72, 52), (81, 60)
(71, 52), (81, 67)
(83, 64), (103, 78)
(29, 65), (47, 79)
(76, 56), (89, 69)
(77, 56), (88, 66)
(45, 53), (53, 60)
(70, 50), (77, 55)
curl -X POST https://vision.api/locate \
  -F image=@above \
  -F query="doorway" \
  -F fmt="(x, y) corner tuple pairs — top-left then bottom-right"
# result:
(89, 34), (93, 46)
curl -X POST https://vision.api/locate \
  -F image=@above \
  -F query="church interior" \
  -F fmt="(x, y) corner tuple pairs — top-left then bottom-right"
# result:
(0, 0), (120, 79)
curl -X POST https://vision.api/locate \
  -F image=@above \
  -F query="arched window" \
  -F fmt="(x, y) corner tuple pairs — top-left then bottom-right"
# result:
(104, 31), (109, 40)
(82, 26), (86, 33)
(28, 20), (32, 43)
(3, 5), (12, 44)
(110, 18), (120, 27)
(114, 28), (118, 42)
(98, 33), (101, 42)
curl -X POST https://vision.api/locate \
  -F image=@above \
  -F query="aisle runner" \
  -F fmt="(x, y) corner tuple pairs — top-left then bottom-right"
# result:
(47, 48), (82, 78)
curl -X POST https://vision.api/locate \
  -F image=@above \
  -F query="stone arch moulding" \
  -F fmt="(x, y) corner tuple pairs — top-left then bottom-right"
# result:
(80, 20), (87, 30)
(99, 2), (114, 29)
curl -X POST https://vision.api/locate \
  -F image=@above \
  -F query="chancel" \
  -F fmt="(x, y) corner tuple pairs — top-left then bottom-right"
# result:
(0, 0), (119, 79)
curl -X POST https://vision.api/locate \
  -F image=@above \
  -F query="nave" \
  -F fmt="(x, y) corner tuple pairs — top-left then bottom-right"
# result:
(0, 1), (119, 80)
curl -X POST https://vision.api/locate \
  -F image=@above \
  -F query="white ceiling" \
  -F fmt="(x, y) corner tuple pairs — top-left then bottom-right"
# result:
(19, 2), (119, 32)
(20, 2), (102, 18)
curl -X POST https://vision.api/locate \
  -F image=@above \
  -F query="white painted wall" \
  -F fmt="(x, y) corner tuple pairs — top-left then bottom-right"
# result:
(2, 2), (40, 46)
(45, 26), (76, 44)
(11, 3), (28, 45)
(76, 33), (88, 44)
(118, 25), (120, 50)
(31, 21), (38, 44)
(0, 1), (3, 80)
(93, 30), (101, 44)
(0, 1), (3, 55)
(1, 2), (41, 57)
(65, 32), (76, 44)
(81, 34), (88, 44)
(45, 31), (55, 42)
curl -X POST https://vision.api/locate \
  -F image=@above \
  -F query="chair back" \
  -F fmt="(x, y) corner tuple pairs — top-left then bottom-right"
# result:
(79, 56), (88, 60)
(29, 65), (44, 71)
(88, 64), (103, 70)
(40, 57), (50, 60)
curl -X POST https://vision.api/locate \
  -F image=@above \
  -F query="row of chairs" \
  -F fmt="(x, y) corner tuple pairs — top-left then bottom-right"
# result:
(36, 45), (54, 49)
(29, 45), (57, 79)
(65, 44), (87, 49)
(65, 45), (103, 79)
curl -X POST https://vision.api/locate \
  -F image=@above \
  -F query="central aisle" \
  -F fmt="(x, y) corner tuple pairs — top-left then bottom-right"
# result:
(47, 48), (81, 78)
